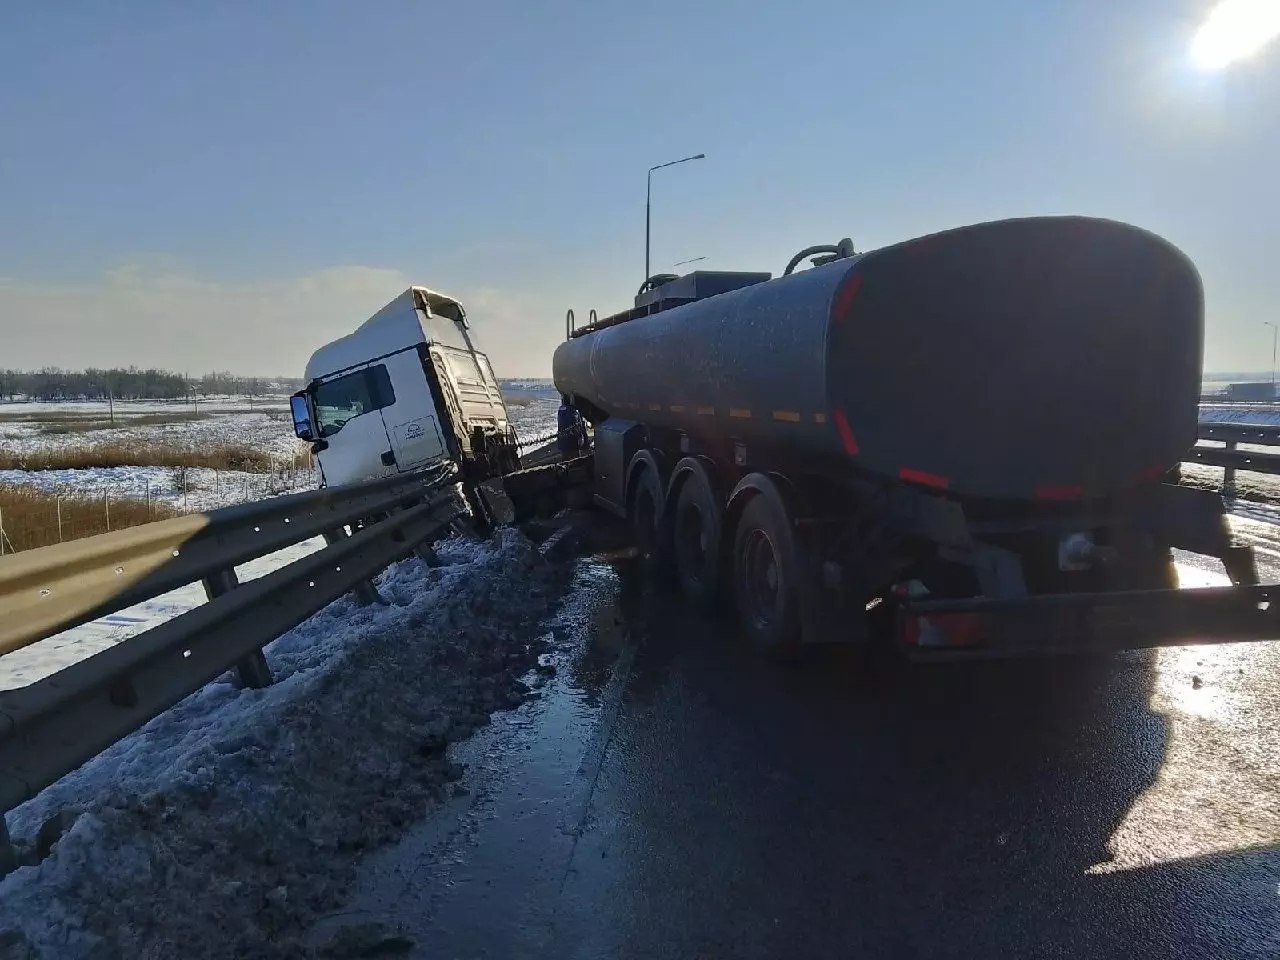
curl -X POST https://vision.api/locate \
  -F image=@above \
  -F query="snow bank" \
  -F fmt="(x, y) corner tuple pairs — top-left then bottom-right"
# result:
(0, 529), (571, 960)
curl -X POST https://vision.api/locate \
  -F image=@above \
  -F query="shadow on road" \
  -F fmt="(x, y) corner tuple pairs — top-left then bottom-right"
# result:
(555, 560), (1280, 959)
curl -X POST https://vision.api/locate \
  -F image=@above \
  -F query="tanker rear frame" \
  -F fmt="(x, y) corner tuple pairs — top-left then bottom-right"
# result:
(586, 415), (1280, 659)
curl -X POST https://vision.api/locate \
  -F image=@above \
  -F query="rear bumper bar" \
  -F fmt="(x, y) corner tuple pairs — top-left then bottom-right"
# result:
(899, 584), (1280, 659)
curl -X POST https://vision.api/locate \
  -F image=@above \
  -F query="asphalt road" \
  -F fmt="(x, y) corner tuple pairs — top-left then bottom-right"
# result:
(313, 514), (1280, 960)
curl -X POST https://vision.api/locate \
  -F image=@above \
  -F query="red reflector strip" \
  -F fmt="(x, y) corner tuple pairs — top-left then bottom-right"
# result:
(1034, 484), (1085, 501)
(901, 613), (987, 649)
(832, 408), (860, 455)
(833, 274), (863, 325)
(899, 467), (950, 490)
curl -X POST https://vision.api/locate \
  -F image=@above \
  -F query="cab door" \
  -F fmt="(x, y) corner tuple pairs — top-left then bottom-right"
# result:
(377, 348), (447, 472)
(310, 363), (398, 487)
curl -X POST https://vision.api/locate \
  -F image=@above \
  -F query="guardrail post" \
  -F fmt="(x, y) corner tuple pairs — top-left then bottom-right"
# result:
(201, 568), (273, 689)
(1224, 439), (1237, 495)
(1, 815), (16, 877)
(322, 527), (384, 606)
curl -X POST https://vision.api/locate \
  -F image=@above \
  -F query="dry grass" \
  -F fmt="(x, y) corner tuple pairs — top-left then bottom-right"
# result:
(0, 486), (179, 553)
(0, 442), (310, 473)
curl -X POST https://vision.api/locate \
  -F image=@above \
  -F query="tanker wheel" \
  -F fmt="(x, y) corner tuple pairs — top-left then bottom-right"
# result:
(672, 472), (722, 607)
(732, 496), (801, 658)
(629, 467), (664, 563)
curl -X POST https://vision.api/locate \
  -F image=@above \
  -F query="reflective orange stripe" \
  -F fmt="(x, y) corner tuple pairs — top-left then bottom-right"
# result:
(669, 405), (686, 413)
(696, 406), (715, 416)
(729, 408), (752, 419)
(772, 410), (801, 422)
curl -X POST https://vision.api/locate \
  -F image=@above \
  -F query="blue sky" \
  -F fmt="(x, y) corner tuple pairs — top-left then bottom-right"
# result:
(1, 0), (1278, 376)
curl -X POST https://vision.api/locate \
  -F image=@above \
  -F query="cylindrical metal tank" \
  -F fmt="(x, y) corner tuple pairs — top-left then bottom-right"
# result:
(554, 217), (1203, 501)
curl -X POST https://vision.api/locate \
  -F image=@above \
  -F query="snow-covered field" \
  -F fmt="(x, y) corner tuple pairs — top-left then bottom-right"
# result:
(1198, 404), (1280, 426)
(508, 396), (559, 447)
(0, 405), (303, 464)
(0, 463), (313, 515)
(0, 399), (311, 501)
(0, 529), (573, 959)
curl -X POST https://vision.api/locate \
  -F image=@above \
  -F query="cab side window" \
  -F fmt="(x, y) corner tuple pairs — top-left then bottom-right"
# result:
(312, 365), (396, 437)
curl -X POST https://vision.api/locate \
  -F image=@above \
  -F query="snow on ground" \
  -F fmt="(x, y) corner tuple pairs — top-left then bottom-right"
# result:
(1198, 404), (1280, 427)
(0, 397), (292, 419)
(508, 397), (558, 448)
(0, 410), (303, 464)
(0, 463), (316, 515)
(0, 528), (573, 960)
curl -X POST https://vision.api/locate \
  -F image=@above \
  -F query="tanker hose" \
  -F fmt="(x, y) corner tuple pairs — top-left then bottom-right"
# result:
(783, 237), (857, 276)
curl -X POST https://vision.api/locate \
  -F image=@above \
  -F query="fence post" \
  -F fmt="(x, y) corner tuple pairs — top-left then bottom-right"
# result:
(0, 503), (4, 557)
(323, 527), (384, 605)
(1224, 439), (1238, 496)
(104, 491), (111, 532)
(201, 567), (273, 689)
(56, 497), (63, 542)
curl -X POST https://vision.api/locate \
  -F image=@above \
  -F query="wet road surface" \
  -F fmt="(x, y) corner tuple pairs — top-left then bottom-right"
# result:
(314, 516), (1280, 959)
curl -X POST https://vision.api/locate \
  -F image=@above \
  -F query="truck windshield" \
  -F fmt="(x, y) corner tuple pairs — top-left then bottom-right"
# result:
(311, 364), (395, 438)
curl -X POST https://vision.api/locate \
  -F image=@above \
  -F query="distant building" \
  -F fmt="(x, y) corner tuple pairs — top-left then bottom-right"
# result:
(1227, 382), (1275, 402)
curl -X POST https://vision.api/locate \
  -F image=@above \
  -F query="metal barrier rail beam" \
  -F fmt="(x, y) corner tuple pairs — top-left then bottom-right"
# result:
(1189, 446), (1280, 473)
(1197, 422), (1280, 445)
(0, 465), (454, 657)
(0, 488), (464, 833)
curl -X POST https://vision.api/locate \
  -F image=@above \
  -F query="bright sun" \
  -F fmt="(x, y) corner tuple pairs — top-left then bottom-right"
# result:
(1191, 0), (1280, 69)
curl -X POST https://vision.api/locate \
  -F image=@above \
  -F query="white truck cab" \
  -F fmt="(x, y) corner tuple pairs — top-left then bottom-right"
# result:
(291, 286), (519, 488)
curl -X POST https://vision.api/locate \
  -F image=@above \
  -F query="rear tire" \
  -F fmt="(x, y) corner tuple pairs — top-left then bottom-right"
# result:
(732, 496), (801, 658)
(673, 472), (722, 607)
(629, 467), (664, 563)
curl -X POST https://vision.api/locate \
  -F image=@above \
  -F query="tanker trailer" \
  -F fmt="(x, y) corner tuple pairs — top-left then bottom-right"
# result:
(554, 216), (1280, 658)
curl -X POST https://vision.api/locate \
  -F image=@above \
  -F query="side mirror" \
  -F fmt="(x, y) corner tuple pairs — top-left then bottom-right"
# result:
(290, 393), (315, 442)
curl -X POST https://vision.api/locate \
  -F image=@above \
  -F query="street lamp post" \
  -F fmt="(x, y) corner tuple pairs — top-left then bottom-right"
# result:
(646, 153), (705, 284)
(1267, 322), (1278, 401)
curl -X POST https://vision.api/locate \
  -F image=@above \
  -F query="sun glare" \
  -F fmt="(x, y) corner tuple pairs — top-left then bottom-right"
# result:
(1191, 0), (1280, 70)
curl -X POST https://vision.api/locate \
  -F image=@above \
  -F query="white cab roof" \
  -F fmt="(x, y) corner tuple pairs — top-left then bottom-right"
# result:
(304, 286), (467, 382)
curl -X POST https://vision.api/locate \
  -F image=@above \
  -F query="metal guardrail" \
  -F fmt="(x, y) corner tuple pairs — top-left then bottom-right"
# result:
(1192, 421), (1280, 492)
(0, 465), (467, 872)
